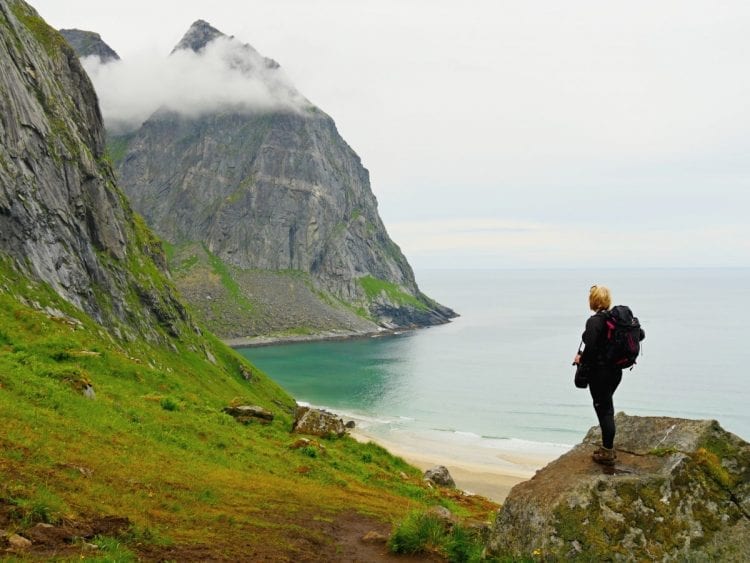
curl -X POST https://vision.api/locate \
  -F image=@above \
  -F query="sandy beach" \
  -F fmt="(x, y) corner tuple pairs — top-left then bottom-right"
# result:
(350, 426), (567, 503)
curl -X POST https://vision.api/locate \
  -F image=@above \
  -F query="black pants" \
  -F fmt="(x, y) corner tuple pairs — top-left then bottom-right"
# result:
(588, 366), (623, 449)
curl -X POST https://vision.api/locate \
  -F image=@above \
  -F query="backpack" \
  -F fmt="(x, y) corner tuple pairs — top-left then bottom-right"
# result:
(603, 305), (644, 369)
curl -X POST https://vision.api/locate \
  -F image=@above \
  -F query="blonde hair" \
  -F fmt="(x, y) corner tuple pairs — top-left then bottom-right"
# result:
(589, 285), (611, 312)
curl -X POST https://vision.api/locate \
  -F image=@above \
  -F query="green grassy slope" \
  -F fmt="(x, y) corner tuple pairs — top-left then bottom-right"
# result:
(0, 258), (495, 560)
(0, 4), (493, 558)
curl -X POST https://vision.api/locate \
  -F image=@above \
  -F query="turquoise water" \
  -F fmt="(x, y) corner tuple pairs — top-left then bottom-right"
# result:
(239, 269), (750, 453)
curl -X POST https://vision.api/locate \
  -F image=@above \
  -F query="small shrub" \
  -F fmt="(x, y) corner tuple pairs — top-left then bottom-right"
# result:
(445, 524), (484, 562)
(300, 446), (318, 458)
(160, 397), (179, 411)
(12, 487), (66, 525)
(91, 535), (138, 562)
(50, 350), (72, 362)
(388, 511), (446, 555)
(122, 524), (173, 547)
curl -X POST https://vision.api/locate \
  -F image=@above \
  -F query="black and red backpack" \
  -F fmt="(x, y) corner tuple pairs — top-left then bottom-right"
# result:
(603, 305), (645, 369)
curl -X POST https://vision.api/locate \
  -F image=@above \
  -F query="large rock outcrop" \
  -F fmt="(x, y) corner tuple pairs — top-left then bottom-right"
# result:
(486, 413), (750, 561)
(0, 1), (189, 341)
(97, 20), (455, 339)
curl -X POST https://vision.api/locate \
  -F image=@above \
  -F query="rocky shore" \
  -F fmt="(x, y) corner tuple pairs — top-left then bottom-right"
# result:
(224, 326), (411, 348)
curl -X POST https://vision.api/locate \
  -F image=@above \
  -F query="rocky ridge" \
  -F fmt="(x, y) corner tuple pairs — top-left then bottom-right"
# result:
(59, 29), (119, 63)
(487, 413), (750, 561)
(98, 20), (455, 339)
(0, 1), (190, 342)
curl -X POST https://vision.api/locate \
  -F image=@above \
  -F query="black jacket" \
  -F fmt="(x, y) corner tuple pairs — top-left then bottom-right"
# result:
(580, 311), (609, 367)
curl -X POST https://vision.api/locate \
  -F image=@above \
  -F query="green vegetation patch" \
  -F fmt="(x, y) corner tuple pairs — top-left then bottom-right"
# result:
(203, 245), (254, 313)
(106, 133), (135, 167)
(388, 510), (487, 561)
(358, 275), (428, 311)
(388, 511), (445, 554)
(10, 1), (68, 57)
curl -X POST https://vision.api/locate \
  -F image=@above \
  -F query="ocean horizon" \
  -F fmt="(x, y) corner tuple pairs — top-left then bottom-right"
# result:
(239, 268), (750, 468)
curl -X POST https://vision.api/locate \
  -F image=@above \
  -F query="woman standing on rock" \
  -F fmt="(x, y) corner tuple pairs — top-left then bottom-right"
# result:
(573, 285), (621, 466)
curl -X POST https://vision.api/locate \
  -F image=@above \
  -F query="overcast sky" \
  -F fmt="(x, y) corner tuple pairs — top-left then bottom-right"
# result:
(32, 0), (750, 269)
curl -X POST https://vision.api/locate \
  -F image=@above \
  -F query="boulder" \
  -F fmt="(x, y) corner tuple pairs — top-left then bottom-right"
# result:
(223, 405), (274, 424)
(239, 364), (255, 382)
(292, 406), (346, 438)
(426, 505), (457, 526)
(7, 534), (32, 550)
(423, 465), (456, 488)
(486, 413), (750, 561)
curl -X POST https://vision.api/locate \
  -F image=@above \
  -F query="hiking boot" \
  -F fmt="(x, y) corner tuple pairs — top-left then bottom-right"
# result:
(592, 446), (617, 466)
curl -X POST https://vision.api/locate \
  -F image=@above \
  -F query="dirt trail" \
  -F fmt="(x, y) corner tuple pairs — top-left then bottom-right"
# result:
(1, 508), (445, 561)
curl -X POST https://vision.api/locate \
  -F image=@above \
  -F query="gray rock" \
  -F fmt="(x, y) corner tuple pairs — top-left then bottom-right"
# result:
(423, 466), (456, 488)
(0, 1), (192, 343)
(239, 364), (255, 381)
(292, 406), (346, 438)
(486, 413), (750, 561)
(345, 420), (356, 429)
(171, 20), (225, 55)
(223, 405), (274, 424)
(59, 29), (120, 63)
(427, 505), (457, 525)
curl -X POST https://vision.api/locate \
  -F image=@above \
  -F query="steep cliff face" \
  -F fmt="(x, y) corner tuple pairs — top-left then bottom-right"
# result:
(104, 21), (454, 338)
(487, 414), (750, 561)
(0, 1), (188, 341)
(59, 29), (119, 62)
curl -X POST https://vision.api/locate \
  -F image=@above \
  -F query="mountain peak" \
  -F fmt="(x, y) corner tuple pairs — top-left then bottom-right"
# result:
(171, 19), (226, 54)
(59, 28), (120, 63)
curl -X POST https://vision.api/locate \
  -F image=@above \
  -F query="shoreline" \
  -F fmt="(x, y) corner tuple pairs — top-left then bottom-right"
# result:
(348, 425), (566, 503)
(225, 326), (418, 348)
(226, 326), (565, 503)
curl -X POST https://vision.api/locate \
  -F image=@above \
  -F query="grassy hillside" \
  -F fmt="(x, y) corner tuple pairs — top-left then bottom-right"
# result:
(0, 257), (495, 560)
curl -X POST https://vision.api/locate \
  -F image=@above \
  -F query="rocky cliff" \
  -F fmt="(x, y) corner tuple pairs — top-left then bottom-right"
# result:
(487, 413), (750, 561)
(59, 29), (119, 62)
(101, 20), (454, 340)
(0, 0), (189, 342)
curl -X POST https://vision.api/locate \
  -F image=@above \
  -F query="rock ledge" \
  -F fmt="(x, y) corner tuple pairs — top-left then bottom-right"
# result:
(487, 413), (750, 561)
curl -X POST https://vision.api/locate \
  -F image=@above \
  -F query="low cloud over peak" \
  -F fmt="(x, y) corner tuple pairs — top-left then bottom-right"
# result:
(83, 31), (309, 134)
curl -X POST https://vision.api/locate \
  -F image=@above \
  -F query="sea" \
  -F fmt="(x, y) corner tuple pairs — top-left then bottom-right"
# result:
(238, 269), (750, 469)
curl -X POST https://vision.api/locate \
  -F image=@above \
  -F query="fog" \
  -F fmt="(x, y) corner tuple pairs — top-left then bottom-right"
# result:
(82, 36), (308, 133)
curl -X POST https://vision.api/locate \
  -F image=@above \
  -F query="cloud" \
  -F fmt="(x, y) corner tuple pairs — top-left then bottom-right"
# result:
(82, 36), (310, 133)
